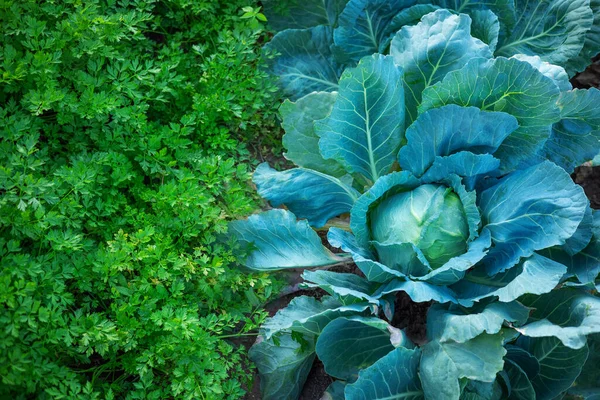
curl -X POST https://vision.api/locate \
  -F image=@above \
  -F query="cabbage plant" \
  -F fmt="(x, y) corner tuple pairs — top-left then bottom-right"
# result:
(231, 60), (600, 400)
(229, 7), (600, 400)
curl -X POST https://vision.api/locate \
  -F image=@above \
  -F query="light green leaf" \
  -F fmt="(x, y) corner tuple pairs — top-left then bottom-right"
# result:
(350, 171), (421, 247)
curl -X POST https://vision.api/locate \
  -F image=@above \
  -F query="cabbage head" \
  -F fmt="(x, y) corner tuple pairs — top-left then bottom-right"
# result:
(370, 184), (469, 270)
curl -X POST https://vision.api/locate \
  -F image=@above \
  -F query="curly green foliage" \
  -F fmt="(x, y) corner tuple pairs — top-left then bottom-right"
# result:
(0, 0), (280, 398)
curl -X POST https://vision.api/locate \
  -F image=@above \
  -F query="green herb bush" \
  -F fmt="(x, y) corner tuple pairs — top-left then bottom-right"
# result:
(0, 1), (280, 398)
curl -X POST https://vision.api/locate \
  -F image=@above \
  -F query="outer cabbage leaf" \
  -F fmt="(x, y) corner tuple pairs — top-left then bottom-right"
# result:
(386, 4), (441, 45)
(510, 54), (572, 91)
(354, 254), (407, 282)
(561, 206), (595, 256)
(323, 381), (347, 400)
(469, 9), (500, 52)
(569, 333), (600, 395)
(496, 0), (594, 65)
(301, 270), (379, 305)
(420, 333), (507, 400)
(505, 345), (541, 380)
(262, 0), (348, 30)
(375, 278), (461, 304)
(316, 54), (405, 184)
(452, 253), (567, 303)
(504, 360), (536, 400)
(420, 57), (561, 171)
(316, 316), (402, 380)
(327, 227), (375, 260)
(249, 333), (316, 400)
(280, 91), (345, 176)
(334, 0), (417, 62)
(461, 380), (504, 400)
(479, 161), (587, 273)
(398, 105), (518, 177)
(541, 88), (600, 174)
(566, 0), (600, 75)
(265, 26), (342, 100)
(253, 164), (359, 228)
(421, 152), (500, 183)
(344, 347), (424, 399)
(542, 230), (600, 285)
(517, 289), (600, 349)
(568, 389), (600, 400)
(229, 209), (346, 271)
(427, 302), (529, 344)
(515, 336), (589, 400)
(390, 9), (492, 123)
(421, 0), (517, 28)
(261, 295), (370, 339)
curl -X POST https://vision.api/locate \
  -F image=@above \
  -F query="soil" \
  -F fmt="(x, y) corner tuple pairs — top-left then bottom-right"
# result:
(571, 54), (600, 89)
(573, 166), (600, 209)
(390, 292), (431, 345)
